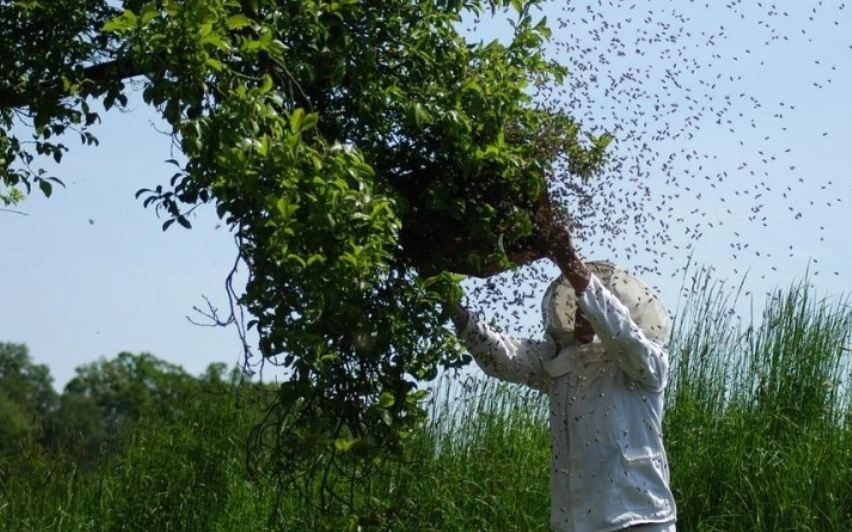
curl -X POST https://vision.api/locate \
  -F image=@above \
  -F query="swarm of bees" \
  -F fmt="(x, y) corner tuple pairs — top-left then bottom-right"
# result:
(465, 1), (850, 337)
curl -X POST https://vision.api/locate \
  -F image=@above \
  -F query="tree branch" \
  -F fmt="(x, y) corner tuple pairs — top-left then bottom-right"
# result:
(1, 58), (145, 109)
(0, 207), (30, 216)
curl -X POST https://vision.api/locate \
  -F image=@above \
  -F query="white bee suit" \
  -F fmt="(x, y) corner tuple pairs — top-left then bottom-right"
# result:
(457, 261), (677, 532)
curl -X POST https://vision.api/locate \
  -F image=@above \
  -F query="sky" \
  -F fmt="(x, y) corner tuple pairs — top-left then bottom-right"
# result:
(1, 1), (850, 390)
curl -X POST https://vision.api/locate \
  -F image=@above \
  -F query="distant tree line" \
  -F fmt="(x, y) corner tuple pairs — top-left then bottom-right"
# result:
(0, 342), (254, 466)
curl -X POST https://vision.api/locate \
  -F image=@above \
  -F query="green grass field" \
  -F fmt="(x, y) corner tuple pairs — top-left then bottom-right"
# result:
(1, 270), (850, 531)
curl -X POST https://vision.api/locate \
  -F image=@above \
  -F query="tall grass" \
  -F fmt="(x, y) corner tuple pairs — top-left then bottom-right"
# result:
(0, 388), (277, 531)
(412, 376), (550, 531)
(1, 270), (850, 530)
(666, 270), (852, 531)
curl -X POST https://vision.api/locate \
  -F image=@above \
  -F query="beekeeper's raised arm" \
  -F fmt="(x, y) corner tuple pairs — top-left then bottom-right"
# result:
(534, 197), (669, 392)
(575, 276), (670, 391)
(449, 303), (554, 391)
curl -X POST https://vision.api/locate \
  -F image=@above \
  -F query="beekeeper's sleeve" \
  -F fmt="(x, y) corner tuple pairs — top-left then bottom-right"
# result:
(577, 274), (670, 392)
(457, 310), (555, 391)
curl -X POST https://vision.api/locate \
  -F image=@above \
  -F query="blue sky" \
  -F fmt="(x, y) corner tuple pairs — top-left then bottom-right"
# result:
(1, 1), (850, 389)
(2, 103), (246, 387)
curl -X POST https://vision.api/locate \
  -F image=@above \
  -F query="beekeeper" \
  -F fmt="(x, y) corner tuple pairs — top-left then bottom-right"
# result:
(449, 217), (677, 532)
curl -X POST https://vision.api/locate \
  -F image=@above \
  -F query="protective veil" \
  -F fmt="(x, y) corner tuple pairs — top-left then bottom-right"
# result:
(541, 260), (671, 350)
(458, 261), (677, 532)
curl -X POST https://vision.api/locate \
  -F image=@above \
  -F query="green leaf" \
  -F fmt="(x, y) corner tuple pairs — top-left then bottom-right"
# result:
(226, 14), (253, 30)
(102, 19), (123, 33)
(276, 197), (299, 218)
(200, 31), (229, 50)
(289, 108), (305, 134)
(301, 112), (319, 131)
(205, 57), (224, 71)
(461, 78), (482, 94)
(407, 102), (432, 129)
(198, 22), (214, 37)
(38, 179), (52, 198)
(102, 9), (138, 33)
(140, 2), (158, 24)
(287, 254), (306, 268)
(377, 392), (395, 409)
(334, 438), (359, 452)
(408, 389), (429, 402)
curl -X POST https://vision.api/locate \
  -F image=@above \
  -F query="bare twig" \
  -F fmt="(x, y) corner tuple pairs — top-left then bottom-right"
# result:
(0, 208), (29, 216)
(186, 294), (233, 327)
(183, 226), (257, 380)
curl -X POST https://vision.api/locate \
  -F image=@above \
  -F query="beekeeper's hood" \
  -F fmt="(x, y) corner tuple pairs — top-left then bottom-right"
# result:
(541, 260), (671, 350)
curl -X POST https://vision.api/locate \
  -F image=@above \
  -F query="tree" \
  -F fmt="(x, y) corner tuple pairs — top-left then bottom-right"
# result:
(0, 343), (58, 454)
(1, 0), (611, 516)
(51, 351), (197, 457)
